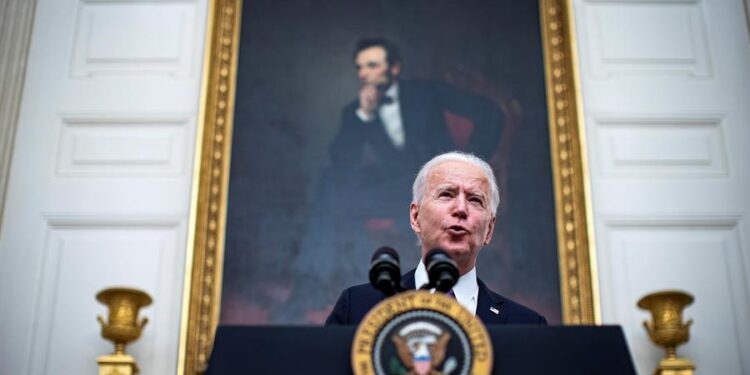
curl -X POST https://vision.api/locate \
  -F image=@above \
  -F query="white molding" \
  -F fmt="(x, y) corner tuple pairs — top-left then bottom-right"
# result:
(596, 216), (749, 374)
(0, 0), (208, 372)
(580, 0), (713, 78)
(44, 213), (183, 227)
(70, 0), (199, 78)
(0, 0), (37, 229)
(584, 0), (698, 3)
(590, 114), (729, 178)
(56, 113), (192, 177)
(28, 215), (183, 375)
(598, 214), (743, 227)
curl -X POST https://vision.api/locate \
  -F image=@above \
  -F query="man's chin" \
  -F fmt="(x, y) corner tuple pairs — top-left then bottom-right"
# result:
(423, 240), (472, 259)
(442, 246), (472, 260)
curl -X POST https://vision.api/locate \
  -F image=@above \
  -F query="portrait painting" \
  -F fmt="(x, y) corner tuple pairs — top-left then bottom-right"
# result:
(180, 0), (594, 371)
(221, 0), (560, 324)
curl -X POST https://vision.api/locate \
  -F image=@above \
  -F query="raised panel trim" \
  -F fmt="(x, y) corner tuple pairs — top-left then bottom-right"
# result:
(56, 113), (191, 177)
(70, 0), (199, 78)
(581, 0), (713, 78)
(591, 114), (729, 178)
(27, 215), (183, 375)
(44, 214), (184, 227)
(600, 215), (743, 227)
(584, 0), (699, 3)
(597, 215), (750, 374)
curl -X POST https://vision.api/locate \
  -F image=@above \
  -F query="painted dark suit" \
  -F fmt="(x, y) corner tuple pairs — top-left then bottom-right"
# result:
(325, 270), (547, 325)
(329, 80), (504, 175)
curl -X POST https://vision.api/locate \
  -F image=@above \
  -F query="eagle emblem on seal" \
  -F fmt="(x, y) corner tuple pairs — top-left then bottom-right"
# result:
(391, 321), (454, 375)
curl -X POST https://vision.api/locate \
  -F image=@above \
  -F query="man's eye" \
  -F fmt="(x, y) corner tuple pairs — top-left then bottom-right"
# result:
(470, 197), (484, 206)
(438, 192), (452, 198)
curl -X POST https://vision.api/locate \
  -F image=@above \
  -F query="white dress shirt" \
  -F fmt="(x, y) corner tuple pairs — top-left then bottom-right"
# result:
(355, 83), (406, 149)
(414, 260), (479, 315)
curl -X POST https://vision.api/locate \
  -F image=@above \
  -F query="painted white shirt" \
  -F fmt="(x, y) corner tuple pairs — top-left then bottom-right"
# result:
(355, 83), (405, 149)
(414, 260), (479, 315)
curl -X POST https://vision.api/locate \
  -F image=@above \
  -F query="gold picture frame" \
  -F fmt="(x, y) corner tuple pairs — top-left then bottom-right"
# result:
(177, 0), (598, 373)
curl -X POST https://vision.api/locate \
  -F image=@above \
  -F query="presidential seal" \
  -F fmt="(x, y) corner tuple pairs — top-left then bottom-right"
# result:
(351, 290), (492, 375)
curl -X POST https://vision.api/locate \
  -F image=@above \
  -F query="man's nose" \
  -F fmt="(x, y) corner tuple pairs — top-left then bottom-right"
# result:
(452, 195), (468, 218)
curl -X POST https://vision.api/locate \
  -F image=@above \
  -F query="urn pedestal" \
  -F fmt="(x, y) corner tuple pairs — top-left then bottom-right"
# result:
(637, 290), (695, 375)
(95, 287), (152, 375)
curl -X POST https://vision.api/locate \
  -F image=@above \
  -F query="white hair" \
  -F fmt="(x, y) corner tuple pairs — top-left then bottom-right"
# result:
(412, 151), (500, 216)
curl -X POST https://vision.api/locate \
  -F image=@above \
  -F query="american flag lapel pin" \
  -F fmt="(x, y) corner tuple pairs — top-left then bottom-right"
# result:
(490, 306), (499, 315)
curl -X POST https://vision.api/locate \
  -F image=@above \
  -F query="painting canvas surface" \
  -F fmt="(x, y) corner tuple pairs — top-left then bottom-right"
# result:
(221, 0), (561, 324)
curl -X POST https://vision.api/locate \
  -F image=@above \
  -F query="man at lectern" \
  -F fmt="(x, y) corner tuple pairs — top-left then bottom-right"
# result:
(326, 151), (547, 325)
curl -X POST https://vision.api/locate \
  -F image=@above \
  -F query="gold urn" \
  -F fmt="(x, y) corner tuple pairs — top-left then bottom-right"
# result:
(96, 287), (152, 354)
(637, 290), (695, 375)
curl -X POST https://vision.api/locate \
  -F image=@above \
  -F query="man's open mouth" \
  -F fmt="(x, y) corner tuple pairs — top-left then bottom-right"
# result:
(446, 225), (468, 234)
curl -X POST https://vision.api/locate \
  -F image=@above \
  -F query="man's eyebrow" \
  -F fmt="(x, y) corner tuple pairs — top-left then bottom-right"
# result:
(434, 184), (457, 192)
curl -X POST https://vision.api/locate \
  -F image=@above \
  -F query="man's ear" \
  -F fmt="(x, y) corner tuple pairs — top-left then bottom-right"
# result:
(409, 202), (421, 234)
(390, 62), (401, 77)
(483, 215), (496, 245)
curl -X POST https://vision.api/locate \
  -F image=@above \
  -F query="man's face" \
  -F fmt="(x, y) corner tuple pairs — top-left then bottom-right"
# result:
(410, 161), (496, 275)
(355, 46), (400, 89)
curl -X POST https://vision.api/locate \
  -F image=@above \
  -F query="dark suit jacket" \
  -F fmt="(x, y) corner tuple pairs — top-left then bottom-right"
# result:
(329, 80), (504, 174)
(325, 270), (547, 326)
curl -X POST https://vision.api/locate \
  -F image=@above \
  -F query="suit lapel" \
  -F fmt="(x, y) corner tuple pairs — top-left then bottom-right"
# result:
(397, 82), (429, 158)
(476, 279), (506, 324)
(402, 269), (417, 290)
(367, 115), (401, 159)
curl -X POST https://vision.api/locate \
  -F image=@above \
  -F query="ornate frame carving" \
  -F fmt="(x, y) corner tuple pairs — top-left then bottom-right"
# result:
(539, 0), (598, 325)
(178, 0), (597, 373)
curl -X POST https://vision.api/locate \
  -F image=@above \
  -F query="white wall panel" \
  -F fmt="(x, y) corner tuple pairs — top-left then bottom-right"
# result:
(600, 220), (749, 375)
(574, 0), (750, 373)
(581, 0), (712, 77)
(0, 0), (208, 373)
(592, 115), (727, 177)
(28, 218), (184, 375)
(72, 0), (198, 77)
(57, 115), (189, 176)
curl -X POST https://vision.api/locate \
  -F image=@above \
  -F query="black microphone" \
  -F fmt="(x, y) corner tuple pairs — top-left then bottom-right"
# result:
(424, 248), (459, 293)
(369, 247), (402, 297)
